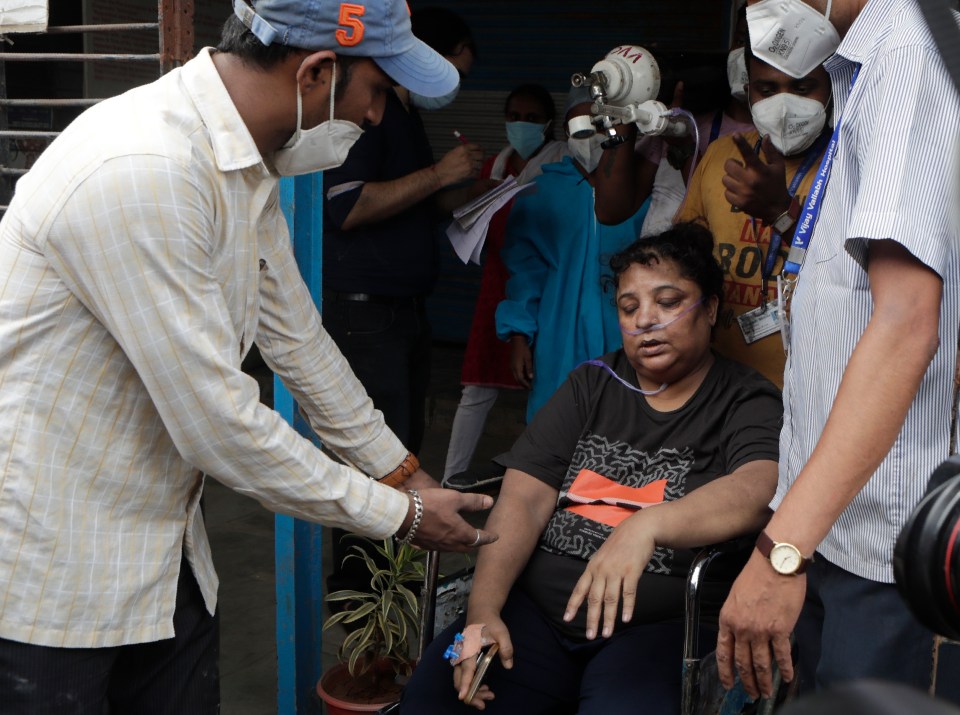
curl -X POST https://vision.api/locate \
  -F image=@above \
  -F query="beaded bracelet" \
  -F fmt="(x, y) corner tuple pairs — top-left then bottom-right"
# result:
(397, 489), (423, 546)
(379, 453), (420, 489)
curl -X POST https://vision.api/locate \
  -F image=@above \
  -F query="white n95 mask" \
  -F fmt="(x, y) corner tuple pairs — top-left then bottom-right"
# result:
(567, 134), (605, 174)
(727, 47), (749, 102)
(747, 0), (840, 79)
(750, 93), (827, 155)
(273, 63), (363, 176)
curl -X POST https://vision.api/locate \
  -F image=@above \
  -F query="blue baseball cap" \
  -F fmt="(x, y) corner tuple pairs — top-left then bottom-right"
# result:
(232, 0), (459, 97)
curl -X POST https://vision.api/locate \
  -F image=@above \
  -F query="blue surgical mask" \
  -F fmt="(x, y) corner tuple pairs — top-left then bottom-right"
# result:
(409, 84), (460, 111)
(505, 121), (548, 159)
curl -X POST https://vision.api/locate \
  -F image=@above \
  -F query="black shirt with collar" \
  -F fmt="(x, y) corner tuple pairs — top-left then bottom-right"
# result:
(321, 89), (438, 297)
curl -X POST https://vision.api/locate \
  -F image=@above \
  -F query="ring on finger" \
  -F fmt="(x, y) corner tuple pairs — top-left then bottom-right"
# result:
(471, 529), (482, 547)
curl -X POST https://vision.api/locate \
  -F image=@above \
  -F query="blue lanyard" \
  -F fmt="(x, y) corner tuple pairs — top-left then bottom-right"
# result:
(784, 66), (860, 275)
(757, 131), (831, 285)
(709, 109), (724, 145)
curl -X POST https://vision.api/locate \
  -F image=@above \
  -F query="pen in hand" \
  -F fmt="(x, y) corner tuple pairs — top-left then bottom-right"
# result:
(453, 130), (470, 145)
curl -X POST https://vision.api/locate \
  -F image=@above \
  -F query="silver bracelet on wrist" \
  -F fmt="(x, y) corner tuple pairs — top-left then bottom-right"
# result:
(398, 489), (423, 546)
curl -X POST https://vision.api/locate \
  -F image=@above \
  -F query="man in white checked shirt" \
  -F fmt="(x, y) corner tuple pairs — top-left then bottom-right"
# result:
(0, 1), (497, 712)
(716, 0), (960, 702)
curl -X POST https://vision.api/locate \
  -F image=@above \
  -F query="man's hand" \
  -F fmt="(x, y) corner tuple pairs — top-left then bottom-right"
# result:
(436, 143), (484, 187)
(404, 488), (497, 552)
(403, 468), (440, 491)
(721, 134), (792, 224)
(563, 513), (656, 639)
(716, 551), (805, 699)
(453, 615), (514, 710)
(509, 335), (533, 389)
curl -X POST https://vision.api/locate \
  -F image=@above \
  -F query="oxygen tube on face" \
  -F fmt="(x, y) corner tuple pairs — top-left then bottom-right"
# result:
(621, 297), (705, 336)
(581, 360), (668, 396)
(580, 298), (706, 397)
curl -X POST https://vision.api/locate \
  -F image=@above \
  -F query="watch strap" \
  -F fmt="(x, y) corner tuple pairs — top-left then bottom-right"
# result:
(379, 453), (420, 488)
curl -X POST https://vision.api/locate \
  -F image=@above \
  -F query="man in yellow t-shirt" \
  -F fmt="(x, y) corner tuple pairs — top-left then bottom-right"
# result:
(677, 51), (832, 387)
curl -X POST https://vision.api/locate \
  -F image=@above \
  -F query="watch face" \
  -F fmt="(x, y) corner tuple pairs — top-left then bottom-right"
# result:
(770, 543), (802, 574)
(773, 214), (795, 233)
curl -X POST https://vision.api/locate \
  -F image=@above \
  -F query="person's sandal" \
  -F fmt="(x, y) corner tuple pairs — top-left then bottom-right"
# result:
(441, 462), (506, 492)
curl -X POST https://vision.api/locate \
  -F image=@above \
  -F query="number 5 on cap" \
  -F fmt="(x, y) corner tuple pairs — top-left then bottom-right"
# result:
(336, 3), (365, 47)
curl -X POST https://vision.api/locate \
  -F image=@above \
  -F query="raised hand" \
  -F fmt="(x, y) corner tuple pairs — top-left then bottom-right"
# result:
(436, 142), (484, 187)
(721, 134), (792, 224)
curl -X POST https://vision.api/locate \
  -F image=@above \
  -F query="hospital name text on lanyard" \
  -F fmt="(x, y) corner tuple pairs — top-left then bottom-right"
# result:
(776, 66), (860, 355)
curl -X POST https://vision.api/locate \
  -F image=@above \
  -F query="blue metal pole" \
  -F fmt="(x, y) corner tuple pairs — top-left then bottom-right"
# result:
(275, 172), (326, 714)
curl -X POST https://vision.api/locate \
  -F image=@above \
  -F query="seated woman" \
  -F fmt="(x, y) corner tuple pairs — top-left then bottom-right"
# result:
(399, 223), (782, 714)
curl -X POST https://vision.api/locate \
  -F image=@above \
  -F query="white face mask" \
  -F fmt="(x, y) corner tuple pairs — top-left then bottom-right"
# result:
(272, 63), (364, 176)
(727, 47), (749, 102)
(750, 93), (827, 155)
(567, 134), (605, 174)
(746, 0), (841, 79)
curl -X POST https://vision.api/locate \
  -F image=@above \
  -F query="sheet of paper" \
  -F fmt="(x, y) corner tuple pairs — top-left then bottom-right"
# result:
(447, 179), (535, 265)
(452, 176), (534, 230)
(0, 0), (48, 32)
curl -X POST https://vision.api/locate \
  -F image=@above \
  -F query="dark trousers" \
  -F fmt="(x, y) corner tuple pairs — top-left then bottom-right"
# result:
(321, 294), (431, 454)
(795, 553), (935, 694)
(0, 564), (220, 715)
(400, 587), (711, 715)
(322, 293), (432, 595)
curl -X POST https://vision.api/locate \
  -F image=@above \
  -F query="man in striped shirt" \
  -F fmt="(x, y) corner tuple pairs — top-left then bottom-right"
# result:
(717, 0), (960, 700)
(0, 1), (496, 713)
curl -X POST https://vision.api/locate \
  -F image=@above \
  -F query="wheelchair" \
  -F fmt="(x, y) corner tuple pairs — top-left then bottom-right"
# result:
(372, 464), (792, 714)
(681, 538), (794, 715)
(373, 536), (791, 715)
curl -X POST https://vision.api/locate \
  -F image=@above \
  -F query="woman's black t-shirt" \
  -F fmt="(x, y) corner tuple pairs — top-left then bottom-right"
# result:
(498, 350), (782, 640)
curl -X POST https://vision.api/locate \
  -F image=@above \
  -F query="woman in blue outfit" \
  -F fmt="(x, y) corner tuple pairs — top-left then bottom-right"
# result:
(495, 89), (650, 423)
(400, 223), (781, 714)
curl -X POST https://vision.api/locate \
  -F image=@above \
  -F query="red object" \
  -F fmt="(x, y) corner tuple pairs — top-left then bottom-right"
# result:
(316, 663), (400, 715)
(564, 469), (666, 528)
(460, 155), (522, 389)
(945, 518), (960, 612)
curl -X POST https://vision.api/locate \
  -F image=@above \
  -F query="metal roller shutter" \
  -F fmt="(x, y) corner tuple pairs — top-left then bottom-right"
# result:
(417, 0), (737, 342)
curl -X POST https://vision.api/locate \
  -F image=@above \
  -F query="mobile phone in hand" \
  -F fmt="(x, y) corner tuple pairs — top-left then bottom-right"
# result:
(465, 643), (499, 703)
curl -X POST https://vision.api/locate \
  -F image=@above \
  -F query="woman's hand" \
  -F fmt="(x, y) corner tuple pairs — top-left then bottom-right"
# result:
(509, 335), (533, 389)
(563, 512), (656, 639)
(452, 616), (514, 710)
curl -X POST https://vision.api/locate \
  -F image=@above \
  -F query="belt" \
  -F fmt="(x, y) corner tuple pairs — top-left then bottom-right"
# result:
(323, 290), (426, 309)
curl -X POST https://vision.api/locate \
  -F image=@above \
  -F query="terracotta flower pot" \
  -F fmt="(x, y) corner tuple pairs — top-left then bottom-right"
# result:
(316, 662), (405, 715)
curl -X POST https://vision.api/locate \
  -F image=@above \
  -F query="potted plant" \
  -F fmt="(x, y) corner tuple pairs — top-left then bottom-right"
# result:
(317, 536), (426, 714)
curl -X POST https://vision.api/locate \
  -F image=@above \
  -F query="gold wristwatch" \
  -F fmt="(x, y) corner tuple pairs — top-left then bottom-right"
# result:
(771, 196), (801, 234)
(756, 531), (812, 575)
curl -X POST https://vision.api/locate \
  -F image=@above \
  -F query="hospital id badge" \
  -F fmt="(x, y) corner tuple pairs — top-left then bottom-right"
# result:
(737, 304), (781, 344)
